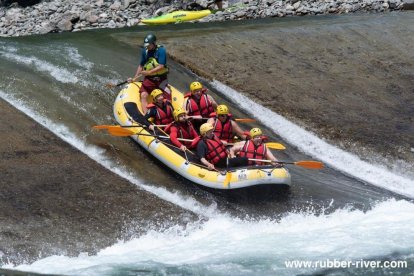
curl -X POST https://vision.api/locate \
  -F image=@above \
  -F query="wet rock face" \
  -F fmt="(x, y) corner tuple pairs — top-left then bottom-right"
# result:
(0, 99), (200, 265)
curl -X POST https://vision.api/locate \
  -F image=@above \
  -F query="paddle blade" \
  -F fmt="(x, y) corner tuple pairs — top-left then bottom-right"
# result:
(93, 125), (114, 130)
(294, 161), (324, 169)
(108, 128), (135, 136)
(265, 142), (286, 150)
(234, 118), (256, 123)
(223, 172), (232, 188)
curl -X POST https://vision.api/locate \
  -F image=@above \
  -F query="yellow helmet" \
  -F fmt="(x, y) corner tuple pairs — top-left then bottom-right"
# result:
(150, 89), (163, 99)
(216, 104), (229, 115)
(190, 81), (203, 93)
(250, 128), (263, 138)
(173, 107), (186, 121)
(200, 123), (214, 136)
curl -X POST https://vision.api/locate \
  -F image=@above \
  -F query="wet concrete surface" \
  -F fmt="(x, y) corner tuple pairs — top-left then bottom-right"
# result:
(165, 12), (414, 167)
(0, 99), (199, 265)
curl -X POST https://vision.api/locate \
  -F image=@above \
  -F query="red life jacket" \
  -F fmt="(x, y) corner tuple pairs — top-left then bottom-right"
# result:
(169, 121), (197, 147)
(184, 89), (214, 118)
(212, 115), (233, 142)
(238, 140), (267, 165)
(147, 100), (173, 125)
(205, 136), (227, 165)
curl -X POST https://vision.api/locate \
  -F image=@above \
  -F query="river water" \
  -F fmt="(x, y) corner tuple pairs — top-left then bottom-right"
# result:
(1, 13), (413, 275)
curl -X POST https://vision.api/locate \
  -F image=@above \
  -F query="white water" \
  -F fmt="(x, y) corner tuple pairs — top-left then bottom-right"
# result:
(4, 199), (414, 275)
(211, 81), (414, 199)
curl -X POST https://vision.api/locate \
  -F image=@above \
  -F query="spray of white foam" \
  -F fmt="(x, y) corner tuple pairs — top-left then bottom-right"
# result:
(64, 47), (94, 70)
(211, 81), (414, 198)
(0, 90), (218, 218)
(0, 51), (78, 84)
(5, 199), (414, 275)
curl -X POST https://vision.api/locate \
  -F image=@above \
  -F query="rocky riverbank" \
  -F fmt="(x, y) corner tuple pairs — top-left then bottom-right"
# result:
(0, 0), (410, 37)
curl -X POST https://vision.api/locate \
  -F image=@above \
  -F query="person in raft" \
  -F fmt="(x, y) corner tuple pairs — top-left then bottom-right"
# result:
(183, 81), (218, 132)
(166, 108), (198, 152)
(207, 104), (246, 144)
(128, 33), (170, 113)
(194, 123), (248, 170)
(143, 89), (174, 131)
(229, 127), (282, 167)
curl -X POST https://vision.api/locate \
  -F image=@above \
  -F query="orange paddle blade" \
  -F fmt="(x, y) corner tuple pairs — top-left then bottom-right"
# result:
(108, 128), (135, 136)
(234, 118), (256, 123)
(93, 125), (115, 130)
(294, 161), (324, 169)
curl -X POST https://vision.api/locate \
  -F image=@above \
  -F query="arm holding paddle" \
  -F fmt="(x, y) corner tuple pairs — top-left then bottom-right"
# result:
(127, 65), (142, 83)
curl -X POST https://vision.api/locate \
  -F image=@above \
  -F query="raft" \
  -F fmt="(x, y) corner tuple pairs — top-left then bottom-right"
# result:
(113, 82), (291, 189)
(140, 10), (211, 25)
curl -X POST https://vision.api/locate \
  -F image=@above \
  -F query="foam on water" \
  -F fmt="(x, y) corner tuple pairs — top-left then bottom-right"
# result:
(211, 81), (414, 199)
(4, 199), (414, 275)
(0, 50), (79, 84)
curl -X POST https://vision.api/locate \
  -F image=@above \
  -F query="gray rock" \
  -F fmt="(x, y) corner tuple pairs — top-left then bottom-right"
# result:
(87, 14), (99, 24)
(109, 2), (121, 10)
(57, 18), (73, 31)
(38, 21), (55, 34)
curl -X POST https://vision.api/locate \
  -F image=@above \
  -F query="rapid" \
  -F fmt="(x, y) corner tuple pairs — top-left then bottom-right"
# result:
(1, 12), (413, 275)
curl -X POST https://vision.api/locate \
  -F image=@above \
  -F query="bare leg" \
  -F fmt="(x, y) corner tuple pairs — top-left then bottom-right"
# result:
(216, 0), (223, 9)
(141, 91), (149, 114)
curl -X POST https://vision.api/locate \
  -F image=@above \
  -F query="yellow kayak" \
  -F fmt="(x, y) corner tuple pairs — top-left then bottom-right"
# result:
(140, 10), (211, 25)
(112, 82), (291, 189)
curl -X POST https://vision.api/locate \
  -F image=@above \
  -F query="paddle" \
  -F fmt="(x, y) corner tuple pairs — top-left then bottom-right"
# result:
(105, 80), (129, 89)
(93, 124), (167, 130)
(223, 171), (232, 188)
(104, 127), (194, 142)
(189, 116), (255, 123)
(226, 141), (286, 150)
(248, 159), (324, 169)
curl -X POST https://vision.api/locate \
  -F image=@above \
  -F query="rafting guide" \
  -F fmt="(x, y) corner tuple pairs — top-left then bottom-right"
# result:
(128, 33), (170, 113)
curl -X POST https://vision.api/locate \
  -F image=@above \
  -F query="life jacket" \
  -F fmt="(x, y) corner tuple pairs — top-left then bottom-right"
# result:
(168, 121), (196, 146)
(238, 140), (267, 165)
(212, 115), (233, 142)
(146, 100), (173, 125)
(184, 89), (214, 117)
(204, 136), (227, 165)
(143, 45), (169, 76)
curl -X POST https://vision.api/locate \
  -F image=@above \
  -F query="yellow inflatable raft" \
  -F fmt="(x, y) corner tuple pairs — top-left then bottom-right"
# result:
(113, 82), (291, 189)
(140, 10), (211, 25)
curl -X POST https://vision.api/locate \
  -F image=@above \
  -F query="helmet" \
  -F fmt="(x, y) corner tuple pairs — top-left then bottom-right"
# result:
(200, 123), (214, 136)
(250, 128), (263, 138)
(173, 107), (186, 121)
(151, 89), (163, 100)
(143, 33), (156, 47)
(190, 81), (203, 93)
(216, 105), (229, 115)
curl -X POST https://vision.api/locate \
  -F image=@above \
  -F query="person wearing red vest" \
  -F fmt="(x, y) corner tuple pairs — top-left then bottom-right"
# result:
(143, 89), (174, 131)
(207, 104), (247, 143)
(229, 128), (281, 166)
(194, 123), (248, 170)
(167, 108), (198, 152)
(184, 81), (218, 132)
